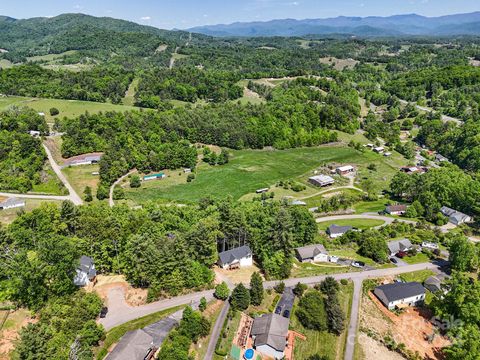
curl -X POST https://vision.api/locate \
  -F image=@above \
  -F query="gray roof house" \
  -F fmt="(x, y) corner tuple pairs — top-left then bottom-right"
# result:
(424, 274), (449, 294)
(387, 238), (413, 256)
(374, 282), (426, 310)
(218, 245), (253, 269)
(295, 244), (329, 263)
(440, 206), (472, 225)
(0, 198), (25, 210)
(326, 224), (353, 238)
(251, 313), (289, 359)
(73, 256), (96, 287)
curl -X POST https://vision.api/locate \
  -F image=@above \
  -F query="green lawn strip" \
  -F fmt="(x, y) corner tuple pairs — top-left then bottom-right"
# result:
(317, 219), (385, 231)
(328, 248), (378, 266)
(192, 301), (225, 360)
(126, 146), (367, 204)
(95, 305), (184, 360)
(214, 309), (242, 359)
(291, 259), (360, 278)
(290, 283), (354, 359)
(62, 164), (100, 199)
(398, 270), (435, 283)
(401, 252), (431, 265)
(353, 199), (389, 214)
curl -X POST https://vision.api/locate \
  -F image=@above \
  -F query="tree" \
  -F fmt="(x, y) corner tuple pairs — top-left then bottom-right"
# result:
(295, 291), (327, 331)
(199, 297), (207, 312)
(83, 186), (93, 202)
(250, 272), (264, 306)
(49, 107), (60, 116)
(274, 281), (285, 294)
(214, 282), (230, 300)
(129, 175), (141, 188)
(230, 283), (250, 311)
(358, 231), (389, 263)
(293, 282), (308, 297)
(449, 236), (478, 272)
(318, 277), (340, 294)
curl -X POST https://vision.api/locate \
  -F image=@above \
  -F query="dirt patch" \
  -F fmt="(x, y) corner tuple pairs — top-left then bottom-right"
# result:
(93, 275), (147, 306)
(243, 87), (261, 99)
(215, 265), (263, 285)
(155, 44), (168, 53)
(357, 332), (404, 360)
(470, 58), (480, 67)
(0, 309), (35, 359)
(360, 291), (450, 360)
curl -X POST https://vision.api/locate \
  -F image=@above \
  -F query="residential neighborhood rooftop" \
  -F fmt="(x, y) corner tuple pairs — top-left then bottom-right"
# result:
(375, 282), (425, 303)
(251, 313), (289, 351)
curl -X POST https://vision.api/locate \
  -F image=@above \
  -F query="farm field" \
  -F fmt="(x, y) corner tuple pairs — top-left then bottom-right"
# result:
(290, 282), (354, 360)
(317, 218), (385, 231)
(126, 144), (408, 204)
(0, 96), (140, 123)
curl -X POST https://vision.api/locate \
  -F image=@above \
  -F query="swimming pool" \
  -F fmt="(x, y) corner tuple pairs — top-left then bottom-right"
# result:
(244, 348), (254, 360)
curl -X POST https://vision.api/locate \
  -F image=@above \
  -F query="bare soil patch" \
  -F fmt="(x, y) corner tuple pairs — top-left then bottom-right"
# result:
(93, 275), (147, 306)
(320, 57), (359, 70)
(215, 265), (263, 285)
(357, 332), (404, 360)
(0, 309), (35, 359)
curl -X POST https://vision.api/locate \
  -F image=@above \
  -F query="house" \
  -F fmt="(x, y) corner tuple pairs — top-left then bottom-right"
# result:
(295, 244), (329, 263)
(387, 238), (413, 257)
(251, 313), (289, 359)
(63, 153), (103, 167)
(424, 274), (449, 294)
(326, 224), (353, 238)
(0, 198), (25, 210)
(73, 256), (96, 287)
(106, 311), (180, 360)
(143, 173), (166, 181)
(421, 242), (439, 250)
(374, 282), (426, 310)
(373, 146), (385, 153)
(218, 245), (253, 270)
(336, 165), (355, 176)
(435, 154), (449, 162)
(309, 175), (335, 187)
(440, 206), (472, 225)
(385, 204), (407, 216)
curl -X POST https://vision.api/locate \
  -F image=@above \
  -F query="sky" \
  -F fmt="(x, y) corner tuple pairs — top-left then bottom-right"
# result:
(0, 0), (479, 29)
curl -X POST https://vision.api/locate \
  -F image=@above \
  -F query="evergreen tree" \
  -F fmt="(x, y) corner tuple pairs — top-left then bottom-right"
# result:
(230, 283), (250, 311)
(249, 272), (264, 306)
(214, 282), (230, 300)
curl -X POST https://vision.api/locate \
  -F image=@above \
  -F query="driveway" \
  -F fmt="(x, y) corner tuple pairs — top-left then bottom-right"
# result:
(100, 287), (215, 330)
(315, 213), (416, 228)
(204, 301), (230, 360)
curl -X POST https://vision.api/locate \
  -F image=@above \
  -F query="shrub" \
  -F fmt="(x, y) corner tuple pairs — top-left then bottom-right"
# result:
(49, 107), (60, 116)
(214, 282), (230, 300)
(295, 291), (327, 331)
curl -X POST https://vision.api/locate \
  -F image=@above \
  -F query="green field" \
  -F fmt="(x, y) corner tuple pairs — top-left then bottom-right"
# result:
(0, 199), (63, 224)
(399, 269), (435, 283)
(291, 282), (354, 360)
(62, 164), (100, 200)
(126, 146), (364, 204)
(317, 219), (385, 231)
(291, 260), (360, 278)
(0, 96), (140, 123)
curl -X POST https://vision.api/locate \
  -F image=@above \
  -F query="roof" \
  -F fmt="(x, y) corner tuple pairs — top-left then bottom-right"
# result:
(375, 282), (425, 303)
(337, 165), (354, 172)
(309, 175), (335, 183)
(387, 239), (412, 254)
(251, 314), (289, 351)
(295, 244), (328, 260)
(386, 204), (407, 212)
(327, 224), (353, 235)
(218, 245), (252, 266)
(64, 152), (103, 165)
(291, 200), (307, 206)
(78, 256), (96, 278)
(105, 329), (153, 360)
(440, 206), (470, 222)
(0, 197), (25, 207)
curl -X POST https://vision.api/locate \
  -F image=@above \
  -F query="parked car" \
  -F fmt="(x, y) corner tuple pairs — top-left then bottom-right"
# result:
(396, 251), (407, 258)
(275, 306), (282, 315)
(283, 310), (290, 318)
(352, 261), (365, 268)
(100, 306), (108, 318)
(390, 257), (398, 264)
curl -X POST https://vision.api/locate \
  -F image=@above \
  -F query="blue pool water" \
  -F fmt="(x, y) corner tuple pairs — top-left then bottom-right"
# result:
(244, 348), (254, 360)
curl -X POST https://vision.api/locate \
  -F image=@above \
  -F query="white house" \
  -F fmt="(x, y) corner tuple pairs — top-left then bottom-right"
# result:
(217, 245), (253, 270)
(295, 244), (329, 263)
(251, 314), (289, 359)
(0, 198), (25, 210)
(326, 224), (353, 238)
(385, 204), (407, 216)
(374, 282), (426, 310)
(440, 206), (472, 225)
(73, 256), (97, 287)
(387, 238), (413, 257)
(308, 175), (335, 187)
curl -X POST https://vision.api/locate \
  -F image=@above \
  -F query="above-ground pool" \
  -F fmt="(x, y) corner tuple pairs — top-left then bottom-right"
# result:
(244, 349), (254, 360)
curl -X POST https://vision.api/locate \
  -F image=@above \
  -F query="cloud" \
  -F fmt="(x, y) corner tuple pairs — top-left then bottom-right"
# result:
(140, 16), (151, 20)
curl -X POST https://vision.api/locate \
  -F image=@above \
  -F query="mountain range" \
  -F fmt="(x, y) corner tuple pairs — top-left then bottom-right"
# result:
(188, 12), (480, 37)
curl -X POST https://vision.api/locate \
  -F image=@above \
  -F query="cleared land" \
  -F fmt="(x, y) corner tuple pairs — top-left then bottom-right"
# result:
(319, 57), (359, 71)
(62, 164), (101, 200)
(317, 218), (385, 231)
(0, 199), (63, 224)
(0, 308), (33, 360)
(126, 143), (407, 204)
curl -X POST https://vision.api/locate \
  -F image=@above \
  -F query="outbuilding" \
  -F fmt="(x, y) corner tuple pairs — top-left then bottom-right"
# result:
(0, 198), (25, 210)
(336, 165), (355, 176)
(143, 173), (166, 181)
(308, 175), (335, 187)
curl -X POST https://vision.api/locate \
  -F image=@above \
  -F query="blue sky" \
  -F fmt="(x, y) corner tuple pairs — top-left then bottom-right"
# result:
(0, 0), (479, 29)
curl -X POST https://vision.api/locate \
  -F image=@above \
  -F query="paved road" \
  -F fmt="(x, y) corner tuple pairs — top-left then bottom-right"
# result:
(0, 192), (71, 201)
(344, 278), (362, 360)
(204, 301), (230, 360)
(315, 213), (416, 227)
(42, 143), (83, 205)
(109, 169), (136, 207)
(100, 287), (215, 330)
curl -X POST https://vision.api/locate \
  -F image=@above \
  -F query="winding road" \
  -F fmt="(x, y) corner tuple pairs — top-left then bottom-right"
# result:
(109, 169), (137, 207)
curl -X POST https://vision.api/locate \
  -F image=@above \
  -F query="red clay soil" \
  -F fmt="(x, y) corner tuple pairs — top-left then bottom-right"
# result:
(368, 292), (450, 359)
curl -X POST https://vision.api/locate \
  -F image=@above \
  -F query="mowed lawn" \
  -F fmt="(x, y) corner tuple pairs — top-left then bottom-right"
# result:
(0, 96), (140, 123)
(317, 218), (385, 231)
(125, 146), (364, 204)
